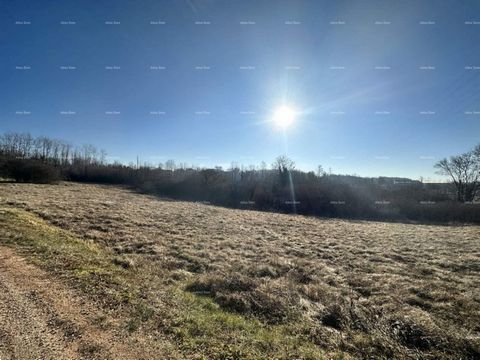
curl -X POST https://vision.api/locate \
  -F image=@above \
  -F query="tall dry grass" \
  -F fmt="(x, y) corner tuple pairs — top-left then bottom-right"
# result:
(1, 182), (479, 358)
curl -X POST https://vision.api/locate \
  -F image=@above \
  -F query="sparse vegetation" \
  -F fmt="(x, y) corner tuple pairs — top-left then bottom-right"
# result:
(0, 182), (478, 359)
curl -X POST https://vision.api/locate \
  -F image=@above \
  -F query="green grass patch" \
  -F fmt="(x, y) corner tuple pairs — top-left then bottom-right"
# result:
(0, 206), (138, 310)
(168, 287), (329, 359)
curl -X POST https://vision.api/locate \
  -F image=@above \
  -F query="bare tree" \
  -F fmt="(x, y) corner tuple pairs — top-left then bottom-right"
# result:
(0, 133), (19, 156)
(100, 149), (107, 165)
(18, 133), (33, 158)
(272, 155), (295, 186)
(60, 142), (72, 165)
(435, 146), (480, 202)
(272, 155), (295, 172)
(165, 159), (176, 171)
(35, 136), (54, 161)
(317, 165), (326, 177)
(81, 144), (98, 165)
(229, 162), (240, 183)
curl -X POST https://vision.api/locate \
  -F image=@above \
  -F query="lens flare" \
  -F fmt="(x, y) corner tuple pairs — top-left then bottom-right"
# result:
(273, 105), (295, 128)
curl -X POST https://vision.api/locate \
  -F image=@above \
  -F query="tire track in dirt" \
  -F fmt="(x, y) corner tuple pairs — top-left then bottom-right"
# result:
(0, 245), (161, 360)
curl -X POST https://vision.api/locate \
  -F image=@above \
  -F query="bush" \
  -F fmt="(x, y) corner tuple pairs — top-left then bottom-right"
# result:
(5, 159), (60, 184)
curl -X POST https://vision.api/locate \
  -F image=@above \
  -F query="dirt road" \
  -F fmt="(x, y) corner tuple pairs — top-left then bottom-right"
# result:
(0, 245), (158, 360)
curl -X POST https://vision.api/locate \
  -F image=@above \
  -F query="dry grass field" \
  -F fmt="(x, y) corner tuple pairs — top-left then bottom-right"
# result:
(0, 182), (479, 359)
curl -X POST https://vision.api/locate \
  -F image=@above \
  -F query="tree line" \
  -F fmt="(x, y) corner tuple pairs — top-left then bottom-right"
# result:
(1, 132), (479, 223)
(0, 132), (107, 166)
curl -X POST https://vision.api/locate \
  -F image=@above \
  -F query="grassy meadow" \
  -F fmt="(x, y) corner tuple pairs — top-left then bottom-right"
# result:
(0, 182), (479, 359)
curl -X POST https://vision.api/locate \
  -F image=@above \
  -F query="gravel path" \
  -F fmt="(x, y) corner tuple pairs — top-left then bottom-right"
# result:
(0, 245), (149, 360)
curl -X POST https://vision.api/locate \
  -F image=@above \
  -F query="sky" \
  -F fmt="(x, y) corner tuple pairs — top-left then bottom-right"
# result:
(1, 0), (479, 180)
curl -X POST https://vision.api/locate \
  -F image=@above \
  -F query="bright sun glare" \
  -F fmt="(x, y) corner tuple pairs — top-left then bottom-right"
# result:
(273, 105), (296, 128)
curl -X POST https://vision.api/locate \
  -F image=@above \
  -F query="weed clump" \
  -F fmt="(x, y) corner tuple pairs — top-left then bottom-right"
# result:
(389, 318), (439, 350)
(186, 274), (300, 323)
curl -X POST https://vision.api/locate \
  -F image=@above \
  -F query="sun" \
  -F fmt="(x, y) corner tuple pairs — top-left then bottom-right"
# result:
(273, 105), (296, 128)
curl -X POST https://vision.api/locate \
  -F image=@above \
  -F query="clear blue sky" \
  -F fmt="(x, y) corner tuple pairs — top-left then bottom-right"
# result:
(1, 0), (479, 180)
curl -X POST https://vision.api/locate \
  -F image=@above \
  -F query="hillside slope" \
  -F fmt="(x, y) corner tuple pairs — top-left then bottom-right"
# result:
(0, 182), (479, 359)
